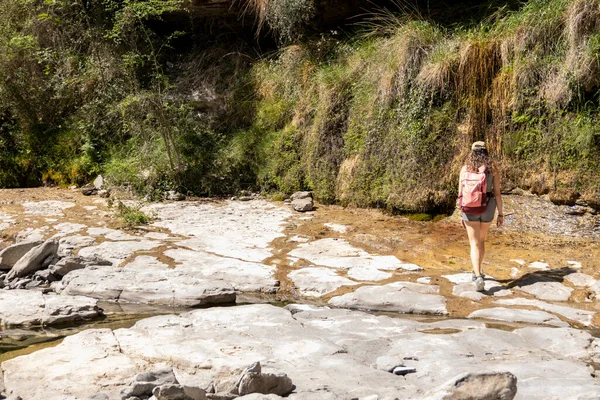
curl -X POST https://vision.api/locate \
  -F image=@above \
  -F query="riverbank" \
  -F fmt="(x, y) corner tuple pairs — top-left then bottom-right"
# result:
(0, 187), (599, 399)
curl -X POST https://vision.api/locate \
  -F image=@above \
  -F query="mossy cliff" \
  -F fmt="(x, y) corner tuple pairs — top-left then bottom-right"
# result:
(0, 0), (599, 211)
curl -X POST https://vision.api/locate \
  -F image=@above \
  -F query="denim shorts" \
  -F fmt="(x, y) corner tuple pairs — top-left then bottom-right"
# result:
(461, 197), (497, 223)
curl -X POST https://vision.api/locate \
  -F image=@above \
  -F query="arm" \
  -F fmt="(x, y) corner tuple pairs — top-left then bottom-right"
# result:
(492, 165), (503, 227)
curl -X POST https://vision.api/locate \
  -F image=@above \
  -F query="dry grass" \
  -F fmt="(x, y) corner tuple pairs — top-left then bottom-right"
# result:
(416, 39), (460, 96)
(456, 38), (501, 141)
(236, 0), (270, 36)
(565, 0), (600, 90)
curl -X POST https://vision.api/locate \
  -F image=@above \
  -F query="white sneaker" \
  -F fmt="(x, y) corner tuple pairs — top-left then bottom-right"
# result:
(474, 276), (485, 292)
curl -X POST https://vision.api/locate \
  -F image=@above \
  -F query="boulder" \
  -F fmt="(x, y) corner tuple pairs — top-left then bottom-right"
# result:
(152, 384), (206, 400)
(210, 362), (293, 398)
(424, 371), (517, 400)
(290, 191), (312, 200)
(33, 269), (59, 282)
(0, 240), (43, 270)
(6, 240), (59, 280)
(49, 256), (88, 277)
(93, 175), (104, 190)
(291, 197), (314, 212)
(120, 369), (179, 399)
(238, 363), (293, 397)
(81, 183), (97, 196)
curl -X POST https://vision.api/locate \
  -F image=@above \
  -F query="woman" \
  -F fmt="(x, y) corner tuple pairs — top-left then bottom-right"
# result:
(458, 141), (504, 292)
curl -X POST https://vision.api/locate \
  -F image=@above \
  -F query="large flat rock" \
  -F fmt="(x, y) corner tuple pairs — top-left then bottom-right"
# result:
(289, 238), (421, 271)
(22, 200), (76, 216)
(77, 240), (162, 265)
(328, 282), (448, 315)
(56, 256), (236, 307)
(0, 290), (100, 328)
(494, 298), (596, 327)
(517, 281), (573, 301)
(468, 307), (569, 327)
(164, 249), (279, 293)
(288, 267), (358, 297)
(146, 200), (291, 262)
(3, 305), (599, 400)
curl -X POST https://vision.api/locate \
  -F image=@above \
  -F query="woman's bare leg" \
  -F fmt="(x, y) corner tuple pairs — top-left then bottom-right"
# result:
(478, 222), (492, 269)
(464, 221), (483, 276)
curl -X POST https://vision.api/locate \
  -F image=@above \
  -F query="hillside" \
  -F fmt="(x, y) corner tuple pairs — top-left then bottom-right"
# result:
(0, 0), (598, 212)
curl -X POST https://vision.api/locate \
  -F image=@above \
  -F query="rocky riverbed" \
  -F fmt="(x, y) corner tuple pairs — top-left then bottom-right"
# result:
(0, 187), (599, 399)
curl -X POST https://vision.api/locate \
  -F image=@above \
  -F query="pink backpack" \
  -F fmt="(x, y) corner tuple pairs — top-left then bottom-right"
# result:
(459, 165), (489, 214)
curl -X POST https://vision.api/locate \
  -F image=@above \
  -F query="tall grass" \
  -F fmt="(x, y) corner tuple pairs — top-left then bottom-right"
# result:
(247, 0), (600, 211)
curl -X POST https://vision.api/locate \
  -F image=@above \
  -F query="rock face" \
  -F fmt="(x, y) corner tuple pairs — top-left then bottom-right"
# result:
(3, 305), (600, 399)
(0, 241), (42, 270)
(5, 239), (59, 280)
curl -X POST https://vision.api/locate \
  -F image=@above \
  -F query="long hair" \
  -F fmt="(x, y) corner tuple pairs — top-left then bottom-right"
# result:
(466, 148), (493, 173)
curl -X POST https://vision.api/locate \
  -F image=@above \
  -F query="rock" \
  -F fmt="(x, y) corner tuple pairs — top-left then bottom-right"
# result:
(58, 235), (97, 257)
(323, 223), (349, 233)
(494, 298), (595, 326)
(329, 281), (448, 315)
(93, 175), (104, 190)
(424, 371), (517, 400)
(98, 189), (111, 198)
(346, 267), (392, 281)
(288, 267), (359, 297)
(290, 191), (312, 201)
(518, 281), (573, 302)
(22, 200), (76, 216)
(291, 197), (314, 212)
(238, 368), (293, 397)
(146, 200), (291, 263)
(81, 183), (97, 196)
(6, 239), (59, 280)
(4, 305), (600, 399)
(78, 240), (162, 266)
(528, 261), (549, 270)
(239, 196), (254, 202)
(565, 273), (596, 287)
(121, 369), (179, 399)
(33, 269), (59, 282)
(49, 256), (88, 277)
(392, 366), (416, 376)
(165, 191), (186, 201)
(57, 259), (236, 307)
(0, 290), (100, 328)
(289, 238), (419, 271)
(0, 241), (43, 270)
(152, 383), (204, 400)
(164, 249), (279, 294)
(468, 307), (568, 327)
